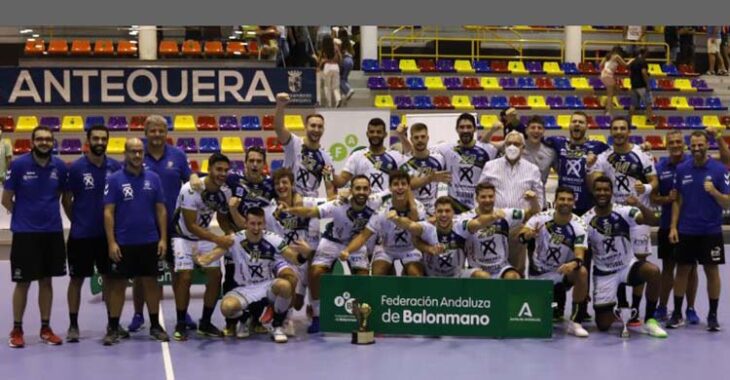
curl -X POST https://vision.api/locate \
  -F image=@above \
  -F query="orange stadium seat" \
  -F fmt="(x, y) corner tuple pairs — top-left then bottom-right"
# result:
(24, 39), (45, 55)
(246, 40), (259, 57)
(47, 39), (68, 55)
(71, 39), (91, 55)
(204, 41), (224, 57)
(159, 40), (180, 57)
(226, 41), (246, 56)
(94, 40), (115, 56)
(117, 40), (138, 56)
(182, 40), (202, 57)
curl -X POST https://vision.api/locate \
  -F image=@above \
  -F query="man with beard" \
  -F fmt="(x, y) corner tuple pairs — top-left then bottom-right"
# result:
(583, 176), (667, 338)
(521, 116), (557, 205)
(400, 123), (450, 216)
(4, 126), (68, 348)
(274, 93), (335, 197)
(283, 175), (389, 333)
(518, 187), (590, 338)
(103, 138), (169, 345)
(340, 171), (426, 276)
(668, 131), (730, 332)
(335, 118), (407, 193)
(61, 125), (122, 343)
(171, 153), (236, 341)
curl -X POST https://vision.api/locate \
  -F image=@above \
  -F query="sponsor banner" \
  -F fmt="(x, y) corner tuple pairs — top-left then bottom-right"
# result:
(0, 67), (315, 107)
(321, 275), (552, 338)
(318, 110), (391, 173)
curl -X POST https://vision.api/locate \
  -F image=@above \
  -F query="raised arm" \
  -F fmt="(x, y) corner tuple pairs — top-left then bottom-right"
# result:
(274, 93), (293, 145)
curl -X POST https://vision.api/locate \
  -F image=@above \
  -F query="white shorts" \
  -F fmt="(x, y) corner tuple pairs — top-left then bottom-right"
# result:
(225, 280), (274, 308)
(312, 239), (369, 270)
(372, 248), (423, 265)
(630, 225), (651, 255)
(172, 238), (220, 272)
(593, 258), (639, 307)
(295, 263), (308, 296)
(708, 38), (721, 54)
(530, 270), (565, 284)
(459, 268), (484, 278)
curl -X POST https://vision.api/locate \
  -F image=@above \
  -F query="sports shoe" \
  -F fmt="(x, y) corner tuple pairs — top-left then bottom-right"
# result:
(283, 319), (296, 337)
(271, 327), (288, 343)
(628, 314), (642, 328)
(307, 317), (320, 334)
(127, 313), (145, 332)
(102, 327), (119, 346)
(184, 313), (197, 331)
(666, 313), (685, 329)
(197, 320), (223, 338)
(643, 318), (668, 338)
(345, 89), (355, 101)
(8, 328), (24, 348)
(259, 306), (274, 326)
(707, 314), (721, 332)
(116, 326), (130, 340)
(66, 326), (80, 343)
(149, 326), (170, 342)
(686, 308), (700, 325)
(40, 327), (63, 345)
(566, 321), (589, 338)
(223, 321), (237, 338)
(173, 323), (188, 341)
(654, 305), (668, 321)
(236, 320), (250, 339)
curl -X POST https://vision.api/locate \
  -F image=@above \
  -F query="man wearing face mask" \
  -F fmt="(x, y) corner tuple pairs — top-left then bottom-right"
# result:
(478, 131), (544, 275)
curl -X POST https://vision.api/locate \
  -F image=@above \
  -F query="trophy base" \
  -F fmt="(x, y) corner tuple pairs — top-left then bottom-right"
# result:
(351, 330), (375, 345)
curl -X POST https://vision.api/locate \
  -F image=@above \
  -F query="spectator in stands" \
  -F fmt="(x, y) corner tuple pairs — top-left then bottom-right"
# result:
(276, 26), (290, 67)
(678, 26), (695, 69)
(706, 26), (728, 75)
(337, 28), (356, 105)
(287, 26), (316, 68)
(722, 26), (730, 72)
(500, 107), (525, 137)
(629, 48), (655, 124)
(316, 35), (342, 108)
(599, 46), (629, 116)
(0, 129), (11, 185)
(664, 26), (679, 64)
(257, 26), (281, 61)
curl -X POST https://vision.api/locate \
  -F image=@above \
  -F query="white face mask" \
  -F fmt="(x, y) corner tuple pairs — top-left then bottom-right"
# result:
(505, 145), (521, 161)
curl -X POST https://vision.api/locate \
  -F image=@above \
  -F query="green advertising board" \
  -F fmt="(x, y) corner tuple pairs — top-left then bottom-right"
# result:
(321, 275), (553, 338)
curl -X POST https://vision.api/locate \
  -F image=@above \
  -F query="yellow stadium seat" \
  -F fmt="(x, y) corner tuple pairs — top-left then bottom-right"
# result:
(173, 115), (196, 131)
(588, 134), (607, 144)
(622, 78), (632, 90)
(508, 61), (528, 75)
(61, 116), (84, 132)
(599, 96), (621, 108)
(284, 115), (304, 130)
(570, 77), (591, 90)
(480, 114), (499, 128)
(674, 79), (695, 92)
(703, 115), (722, 128)
(424, 77), (446, 90)
(399, 59), (419, 73)
(528, 96), (548, 110)
(452, 95), (474, 110)
(557, 115), (571, 129)
(107, 137), (126, 154)
(200, 159), (209, 174)
(454, 60), (475, 74)
(671, 96), (692, 111)
(631, 115), (651, 129)
(648, 64), (666, 77)
(221, 137), (244, 153)
(16, 116), (38, 132)
(374, 95), (396, 109)
(543, 62), (563, 75)
(480, 77), (502, 90)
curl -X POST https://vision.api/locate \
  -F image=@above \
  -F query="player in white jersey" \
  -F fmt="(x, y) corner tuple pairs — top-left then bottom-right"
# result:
(399, 123), (451, 215)
(582, 176), (667, 338)
(519, 187), (590, 338)
(170, 153), (236, 341)
(274, 92), (335, 197)
(341, 171), (427, 276)
(194, 207), (313, 343)
(284, 175), (389, 333)
(335, 117), (408, 193)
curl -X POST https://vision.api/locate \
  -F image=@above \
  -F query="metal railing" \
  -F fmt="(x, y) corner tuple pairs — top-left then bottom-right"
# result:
(582, 40), (671, 63)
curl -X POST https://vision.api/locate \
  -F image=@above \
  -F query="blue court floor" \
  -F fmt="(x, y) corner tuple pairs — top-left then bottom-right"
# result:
(1, 252), (729, 380)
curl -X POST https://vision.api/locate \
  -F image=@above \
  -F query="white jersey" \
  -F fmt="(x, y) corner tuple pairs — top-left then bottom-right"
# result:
(228, 230), (289, 286)
(283, 135), (334, 197)
(400, 152), (446, 215)
(594, 144), (656, 206)
(265, 197), (325, 246)
(172, 182), (232, 241)
(318, 192), (390, 244)
(582, 205), (641, 273)
(418, 221), (469, 277)
(365, 199), (427, 254)
(342, 148), (408, 193)
(526, 210), (588, 275)
(461, 208), (526, 274)
(433, 141), (498, 209)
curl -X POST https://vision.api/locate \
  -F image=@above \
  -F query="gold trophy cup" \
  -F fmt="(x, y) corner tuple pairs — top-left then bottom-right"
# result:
(351, 299), (375, 345)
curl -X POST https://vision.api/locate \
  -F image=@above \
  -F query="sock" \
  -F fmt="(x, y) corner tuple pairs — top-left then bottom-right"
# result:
(149, 312), (160, 328)
(274, 296), (291, 314)
(13, 321), (22, 331)
(108, 317), (120, 329)
(201, 306), (215, 323)
(570, 302), (580, 322)
(617, 284), (628, 308)
(645, 300), (658, 322)
(311, 300), (321, 317)
(69, 313), (78, 328)
(631, 294), (642, 312)
(673, 296), (684, 316)
(41, 319), (49, 328)
(553, 283), (566, 312)
(273, 312), (287, 328)
(176, 310), (187, 325)
(225, 318), (238, 328)
(709, 298), (719, 316)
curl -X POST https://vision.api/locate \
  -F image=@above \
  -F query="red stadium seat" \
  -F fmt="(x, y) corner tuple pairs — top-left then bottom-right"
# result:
(13, 139), (31, 155)
(129, 116), (146, 131)
(0, 116), (14, 132)
(196, 116), (218, 131)
(387, 77), (407, 90)
(246, 40), (259, 57)
(433, 96), (454, 109)
(266, 137), (283, 153)
(262, 114), (275, 130)
(417, 59), (437, 72)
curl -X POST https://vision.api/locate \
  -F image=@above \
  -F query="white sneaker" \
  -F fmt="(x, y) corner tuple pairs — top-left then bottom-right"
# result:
(642, 318), (668, 338)
(236, 320), (250, 339)
(271, 327), (288, 343)
(566, 321), (589, 338)
(283, 319), (296, 337)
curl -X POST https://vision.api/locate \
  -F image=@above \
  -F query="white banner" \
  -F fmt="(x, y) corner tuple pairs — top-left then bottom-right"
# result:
(318, 109), (391, 173)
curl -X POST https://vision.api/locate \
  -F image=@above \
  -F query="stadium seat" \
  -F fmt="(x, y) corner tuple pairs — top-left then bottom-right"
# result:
(70, 39), (91, 56)
(245, 40), (259, 57)
(648, 64), (666, 77)
(686, 116), (703, 129)
(374, 95), (396, 109)
(582, 96), (601, 109)
(128, 116), (145, 131)
(241, 116), (261, 131)
(488, 95), (508, 109)
(204, 41), (224, 57)
(196, 115), (217, 131)
(543, 116), (558, 129)
(16, 116), (39, 132)
(380, 59), (400, 73)
(47, 39), (68, 55)
(84, 116), (105, 131)
(646, 135), (665, 150)
(417, 59), (437, 73)
(93, 40), (115, 56)
(595, 115), (611, 129)
(199, 159), (210, 174)
(678, 64), (698, 76)
(557, 115), (571, 129)
(654, 116), (670, 130)
(387, 77), (407, 90)
(436, 59), (455, 72)
(564, 95), (584, 109)
(107, 137), (126, 154)
(631, 115), (651, 129)
(270, 159), (284, 172)
(414, 95), (434, 109)
(480, 77), (502, 90)
(262, 115), (274, 130)
(480, 115), (500, 129)
(588, 134), (607, 144)
(721, 115), (730, 127)
(222, 137), (244, 153)
(560, 62), (580, 75)
(454, 60), (475, 73)
(266, 136), (283, 153)
(585, 116), (598, 129)
(703, 115), (722, 129)
(395, 96), (414, 109)
(578, 62), (598, 74)
(570, 77), (591, 90)
(691, 79), (710, 91)
(525, 61), (544, 74)
(390, 115), (401, 130)
(661, 63), (680, 76)
(0, 116), (14, 132)
(182, 40), (202, 57)
(433, 96), (454, 109)
(500, 77), (518, 90)
(588, 77), (606, 91)
(117, 40), (138, 56)
(546, 96), (564, 109)
(471, 96), (489, 109)
(424, 77), (446, 90)
(244, 137), (264, 150)
(61, 139), (82, 155)
(13, 139), (32, 155)
(536, 77), (555, 90)
(444, 77), (463, 90)
(517, 77), (536, 90)
(399, 59), (419, 73)
(199, 137), (221, 153)
(40, 117), (60, 132)
(528, 96), (548, 110)
(159, 40), (179, 57)
(462, 77), (482, 90)
(367, 76), (388, 90)
(508, 61), (528, 75)
(553, 77), (573, 90)
(671, 97), (692, 111)
(24, 39), (45, 55)
(490, 60), (509, 73)
(621, 78), (631, 90)
(452, 96), (474, 110)
(658, 79), (675, 91)
(473, 60), (491, 73)
(674, 79), (694, 92)
(226, 41), (246, 56)
(284, 115), (304, 131)
(173, 115), (196, 131)
(615, 65), (629, 76)
(668, 116), (686, 129)
(176, 137), (197, 154)
(543, 62), (564, 75)
(406, 77), (426, 90)
(189, 160), (200, 173)
(509, 96), (528, 109)
(362, 59), (380, 72)
(706, 97), (726, 110)
(107, 116), (128, 131)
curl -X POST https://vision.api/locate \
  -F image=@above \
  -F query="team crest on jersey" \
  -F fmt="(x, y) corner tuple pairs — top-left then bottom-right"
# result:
(143, 180), (152, 190)
(121, 183), (134, 200)
(83, 173), (95, 189)
(167, 160), (174, 169)
(50, 168), (58, 180)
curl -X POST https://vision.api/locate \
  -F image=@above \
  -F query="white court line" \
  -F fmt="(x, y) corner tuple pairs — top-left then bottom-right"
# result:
(158, 307), (176, 380)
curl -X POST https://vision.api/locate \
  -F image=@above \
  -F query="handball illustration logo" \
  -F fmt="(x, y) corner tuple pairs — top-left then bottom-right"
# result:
(334, 291), (356, 314)
(288, 70), (303, 93)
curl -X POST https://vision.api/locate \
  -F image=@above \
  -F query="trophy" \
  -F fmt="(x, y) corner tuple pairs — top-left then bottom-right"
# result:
(614, 307), (638, 338)
(351, 299), (375, 345)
